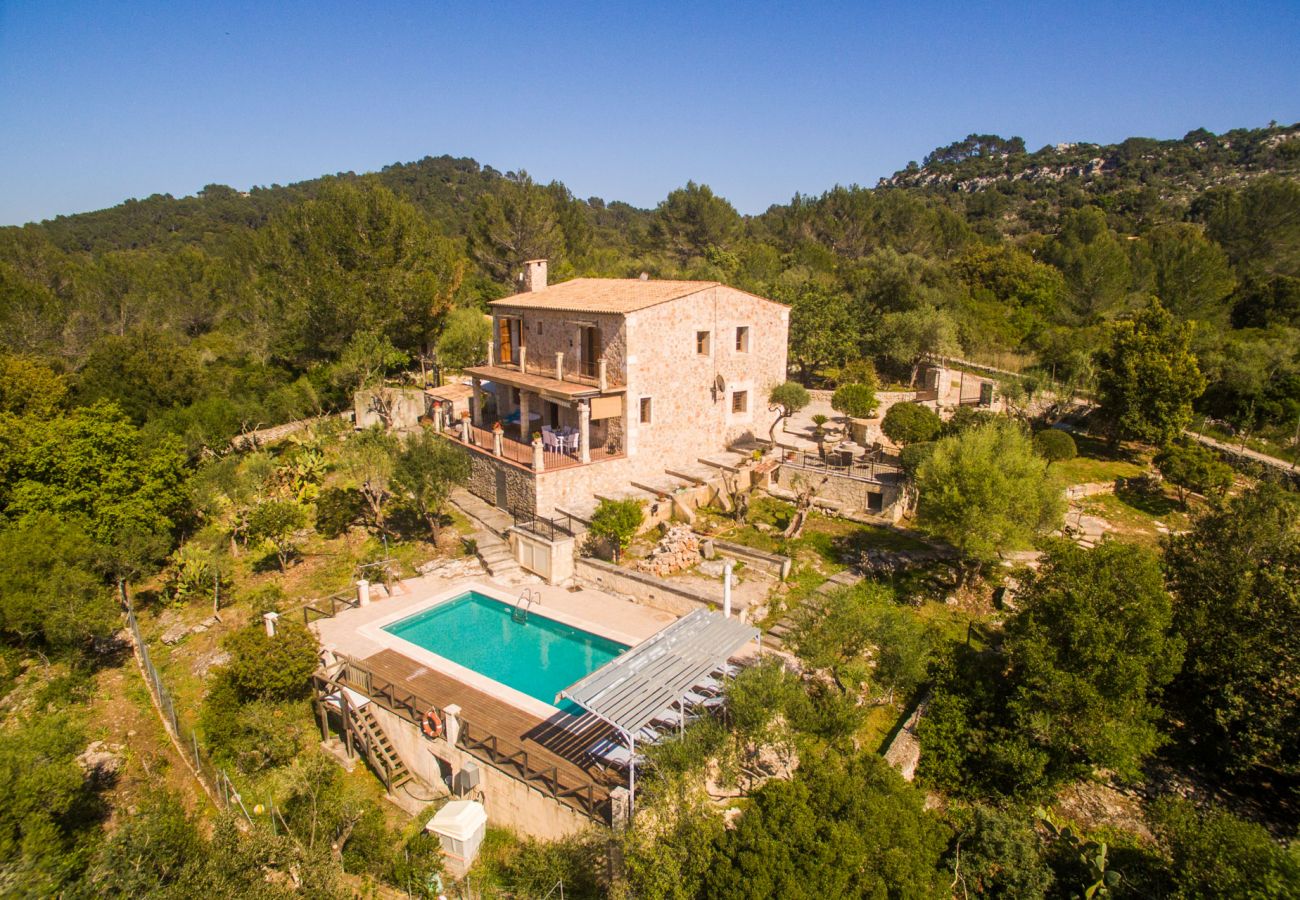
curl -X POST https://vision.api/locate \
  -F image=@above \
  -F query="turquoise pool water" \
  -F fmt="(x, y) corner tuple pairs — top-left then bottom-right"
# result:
(383, 591), (628, 714)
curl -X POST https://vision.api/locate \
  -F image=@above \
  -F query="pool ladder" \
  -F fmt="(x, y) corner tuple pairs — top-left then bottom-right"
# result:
(512, 588), (540, 624)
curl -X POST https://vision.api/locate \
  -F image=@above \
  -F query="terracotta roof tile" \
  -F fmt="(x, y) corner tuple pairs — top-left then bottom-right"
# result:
(489, 278), (718, 315)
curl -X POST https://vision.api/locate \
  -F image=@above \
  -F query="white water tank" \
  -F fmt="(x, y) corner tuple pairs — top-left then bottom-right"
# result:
(426, 800), (487, 877)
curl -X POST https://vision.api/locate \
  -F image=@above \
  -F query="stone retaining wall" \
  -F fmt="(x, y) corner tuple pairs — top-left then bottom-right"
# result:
(574, 557), (721, 617)
(709, 538), (792, 580)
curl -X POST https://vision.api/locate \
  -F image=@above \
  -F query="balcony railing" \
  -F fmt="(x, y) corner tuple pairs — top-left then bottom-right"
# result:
(491, 343), (623, 388)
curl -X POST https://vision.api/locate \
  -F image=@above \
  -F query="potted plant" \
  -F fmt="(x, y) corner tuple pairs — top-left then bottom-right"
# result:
(492, 421), (504, 433)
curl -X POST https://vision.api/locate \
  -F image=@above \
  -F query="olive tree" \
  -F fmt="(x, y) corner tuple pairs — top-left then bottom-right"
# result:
(767, 381), (810, 444)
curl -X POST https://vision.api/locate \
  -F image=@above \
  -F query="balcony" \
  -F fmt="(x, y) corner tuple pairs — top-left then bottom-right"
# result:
(490, 344), (624, 391)
(441, 420), (623, 473)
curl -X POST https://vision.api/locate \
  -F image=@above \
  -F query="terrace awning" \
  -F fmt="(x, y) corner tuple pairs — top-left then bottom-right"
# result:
(557, 609), (759, 739)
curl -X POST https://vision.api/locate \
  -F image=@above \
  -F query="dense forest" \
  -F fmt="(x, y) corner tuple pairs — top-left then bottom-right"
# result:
(1, 122), (1299, 896)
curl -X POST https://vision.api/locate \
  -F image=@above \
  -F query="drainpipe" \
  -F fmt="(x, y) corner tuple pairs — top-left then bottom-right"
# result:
(722, 560), (734, 618)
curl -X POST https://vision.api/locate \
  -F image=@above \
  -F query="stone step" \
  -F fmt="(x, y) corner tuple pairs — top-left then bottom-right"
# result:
(698, 453), (748, 473)
(630, 474), (695, 498)
(665, 463), (719, 485)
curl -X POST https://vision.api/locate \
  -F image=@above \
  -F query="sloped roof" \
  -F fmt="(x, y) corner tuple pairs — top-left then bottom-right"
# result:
(490, 278), (719, 315)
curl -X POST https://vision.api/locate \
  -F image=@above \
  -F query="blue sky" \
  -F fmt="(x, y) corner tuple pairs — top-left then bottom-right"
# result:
(1, 0), (1298, 224)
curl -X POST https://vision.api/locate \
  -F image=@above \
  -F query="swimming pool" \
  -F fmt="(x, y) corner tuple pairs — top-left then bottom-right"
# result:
(382, 591), (629, 714)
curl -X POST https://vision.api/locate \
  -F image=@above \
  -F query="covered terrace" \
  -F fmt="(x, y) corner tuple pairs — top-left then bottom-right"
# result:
(558, 609), (761, 813)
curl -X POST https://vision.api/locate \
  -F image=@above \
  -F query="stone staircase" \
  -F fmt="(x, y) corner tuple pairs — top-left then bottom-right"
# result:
(448, 489), (524, 581)
(353, 704), (412, 792)
(765, 569), (863, 650)
(475, 530), (523, 580)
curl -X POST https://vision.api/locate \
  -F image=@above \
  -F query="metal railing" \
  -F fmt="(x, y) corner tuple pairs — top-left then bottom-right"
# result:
(332, 654), (609, 821)
(778, 448), (904, 484)
(512, 510), (577, 542)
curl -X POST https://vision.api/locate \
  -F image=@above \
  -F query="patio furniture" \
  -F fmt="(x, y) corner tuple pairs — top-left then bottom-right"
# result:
(587, 738), (643, 770)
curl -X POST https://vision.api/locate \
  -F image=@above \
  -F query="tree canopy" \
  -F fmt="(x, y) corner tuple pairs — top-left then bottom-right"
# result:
(915, 420), (1062, 567)
(1164, 486), (1300, 778)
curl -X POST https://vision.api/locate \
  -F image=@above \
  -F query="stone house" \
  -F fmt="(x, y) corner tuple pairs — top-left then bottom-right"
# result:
(438, 260), (789, 517)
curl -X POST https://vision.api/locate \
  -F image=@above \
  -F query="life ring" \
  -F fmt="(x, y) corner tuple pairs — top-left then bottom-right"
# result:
(421, 709), (444, 739)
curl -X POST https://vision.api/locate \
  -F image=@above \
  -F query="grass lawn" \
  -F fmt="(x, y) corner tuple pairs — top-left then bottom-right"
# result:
(1049, 432), (1146, 487)
(1075, 491), (1192, 549)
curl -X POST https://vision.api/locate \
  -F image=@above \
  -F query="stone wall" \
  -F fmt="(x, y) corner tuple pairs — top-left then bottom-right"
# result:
(489, 306), (628, 382)
(354, 387), (427, 430)
(229, 413), (350, 451)
(464, 452), (537, 516)
(623, 285), (789, 470)
(574, 557), (721, 617)
(771, 465), (906, 522)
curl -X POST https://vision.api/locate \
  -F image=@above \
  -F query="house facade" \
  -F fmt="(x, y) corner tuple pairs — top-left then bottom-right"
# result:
(440, 261), (789, 517)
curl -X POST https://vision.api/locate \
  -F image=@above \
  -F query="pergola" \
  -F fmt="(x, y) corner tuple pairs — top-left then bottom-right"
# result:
(557, 609), (760, 812)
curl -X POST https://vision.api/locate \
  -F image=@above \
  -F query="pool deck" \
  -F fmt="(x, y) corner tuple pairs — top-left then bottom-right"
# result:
(311, 572), (677, 801)
(313, 572), (675, 671)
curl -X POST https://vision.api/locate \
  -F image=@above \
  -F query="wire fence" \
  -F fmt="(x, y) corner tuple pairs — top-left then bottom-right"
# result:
(125, 600), (252, 824)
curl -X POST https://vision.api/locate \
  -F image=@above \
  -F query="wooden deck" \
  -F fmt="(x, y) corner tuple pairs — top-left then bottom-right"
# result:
(355, 648), (621, 815)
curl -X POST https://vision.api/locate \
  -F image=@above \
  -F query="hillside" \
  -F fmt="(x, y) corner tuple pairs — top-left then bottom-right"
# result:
(880, 123), (1300, 236)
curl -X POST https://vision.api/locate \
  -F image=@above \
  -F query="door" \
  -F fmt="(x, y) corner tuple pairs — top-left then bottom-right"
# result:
(498, 317), (519, 365)
(494, 469), (508, 509)
(579, 326), (600, 377)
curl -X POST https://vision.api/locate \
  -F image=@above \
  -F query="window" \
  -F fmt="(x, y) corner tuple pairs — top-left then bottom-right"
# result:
(696, 331), (711, 355)
(536, 320), (543, 335)
(735, 326), (750, 352)
(639, 397), (652, 424)
(732, 390), (748, 414)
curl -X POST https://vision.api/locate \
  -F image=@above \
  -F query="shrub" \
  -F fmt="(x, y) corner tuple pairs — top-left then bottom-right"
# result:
(948, 805), (1054, 899)
(588, 498), (644, 561)
(1032, 428), (1077, 464)
(220, 619), (319, 703)
(1154, 440), (1234, 505)
(831, 382), (879, 420)
(1148, 797), (1300, 898)
(882, 402), (943, 445)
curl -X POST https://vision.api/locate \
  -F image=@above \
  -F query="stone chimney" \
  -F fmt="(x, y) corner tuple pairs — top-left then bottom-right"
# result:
(521, 259), (548, 292)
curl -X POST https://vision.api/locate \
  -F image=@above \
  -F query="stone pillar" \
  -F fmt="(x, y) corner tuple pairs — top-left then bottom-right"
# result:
(459, 415), (471, 444)
(578, 400), (591, 464)
(431, 401), (443, 433)
(609, 786), (631, 831)
(442, 703), (462, 746)
(263, 611), (279, 637)
(518, 345), (527, 373)
(532, 436), (545, 472)
(487, 339), (495, 367)
(555, 352), (564, 381)
(471, 378), (483, 426)
(356, 579), (370, 607)
(598, 358), (608, 392)
(722, 560), (733, 618)
(519, 390), (530, 439)
(492, 427), (503, 457)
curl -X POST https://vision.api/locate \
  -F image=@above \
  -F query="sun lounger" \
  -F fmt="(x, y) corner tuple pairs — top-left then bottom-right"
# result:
(587, 738), (643, 770)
